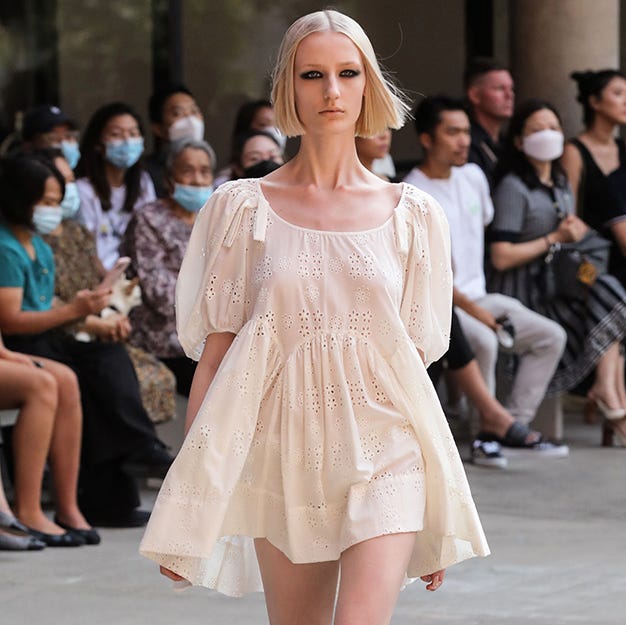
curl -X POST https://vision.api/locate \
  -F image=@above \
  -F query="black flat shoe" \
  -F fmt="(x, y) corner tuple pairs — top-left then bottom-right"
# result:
(0, 533), (46, 551)
(0, 511), (30, 536)
(26, 527), (85, 547)
(54, 517), (101, 545)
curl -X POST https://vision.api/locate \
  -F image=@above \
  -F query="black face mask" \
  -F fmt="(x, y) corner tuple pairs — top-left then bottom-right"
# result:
(242, 160), (281, 178)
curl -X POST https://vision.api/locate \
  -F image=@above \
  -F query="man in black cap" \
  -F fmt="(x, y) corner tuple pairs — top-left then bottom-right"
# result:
(21, 105), (81, 169)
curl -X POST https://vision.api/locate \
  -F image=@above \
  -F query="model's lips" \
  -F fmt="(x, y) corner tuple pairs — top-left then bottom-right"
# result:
(320, 108), (344, 114)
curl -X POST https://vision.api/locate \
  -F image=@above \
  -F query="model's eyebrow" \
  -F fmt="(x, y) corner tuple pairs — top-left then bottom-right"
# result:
(298, 61), (362, 69)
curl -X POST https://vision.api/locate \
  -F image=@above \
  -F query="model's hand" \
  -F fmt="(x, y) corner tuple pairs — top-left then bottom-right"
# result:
(159, 565), (187, 582)
(420, 568), (445, 591)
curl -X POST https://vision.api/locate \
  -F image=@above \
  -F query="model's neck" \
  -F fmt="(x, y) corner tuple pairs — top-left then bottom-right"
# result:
(293, 133), (365, 188)
(472, 109), (503, 143)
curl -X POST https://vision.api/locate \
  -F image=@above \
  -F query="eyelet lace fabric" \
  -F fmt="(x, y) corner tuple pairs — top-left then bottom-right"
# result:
(140, 179), (489, 597)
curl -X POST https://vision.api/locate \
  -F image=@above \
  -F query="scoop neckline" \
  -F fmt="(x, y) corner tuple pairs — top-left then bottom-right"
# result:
(257, 179), (406, 235)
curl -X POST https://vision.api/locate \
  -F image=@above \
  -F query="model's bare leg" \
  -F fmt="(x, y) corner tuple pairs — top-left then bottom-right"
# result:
(334, 532), (417, 625)
(255, 538), (339, 625)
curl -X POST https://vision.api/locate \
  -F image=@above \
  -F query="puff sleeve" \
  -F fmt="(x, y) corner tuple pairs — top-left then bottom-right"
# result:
(176, 182), (260, 360)
(398, 187), (453, 367)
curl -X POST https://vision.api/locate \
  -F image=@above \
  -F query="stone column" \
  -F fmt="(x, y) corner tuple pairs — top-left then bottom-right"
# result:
(511, 0), (619, 137)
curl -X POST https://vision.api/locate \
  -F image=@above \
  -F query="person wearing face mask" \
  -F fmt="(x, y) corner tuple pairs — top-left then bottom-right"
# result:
(0, 154), (175, 528)
(214, 130), (284, 188)
(562, 70), (626, 287)
(145, 84), (205, 198)
(488, 99), (626, 448)
(120, 138), (216, 396)
(404, 96), (567, 460)
(213, 100), (287, 187)
(20, 105), (82, 169)
(75, 102), (155, 270)
(33, 148), (176, 426)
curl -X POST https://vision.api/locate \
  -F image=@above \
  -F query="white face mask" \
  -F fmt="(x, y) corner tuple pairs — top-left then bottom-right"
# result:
(168, 116), (205, 142)
(522, 129), (564, 162)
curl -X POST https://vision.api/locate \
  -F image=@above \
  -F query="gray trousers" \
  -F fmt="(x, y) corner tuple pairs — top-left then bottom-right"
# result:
(455, 293), (567, 425)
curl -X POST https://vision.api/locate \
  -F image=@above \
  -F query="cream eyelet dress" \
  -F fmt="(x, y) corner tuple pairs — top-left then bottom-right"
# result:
(139, 178), (489, 597)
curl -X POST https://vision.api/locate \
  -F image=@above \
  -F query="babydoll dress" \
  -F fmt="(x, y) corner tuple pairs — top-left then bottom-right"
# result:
(139, 179), (489, 597)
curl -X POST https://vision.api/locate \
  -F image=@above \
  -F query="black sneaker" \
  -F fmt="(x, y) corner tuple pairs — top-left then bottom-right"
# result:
(471, 439), (508, 469)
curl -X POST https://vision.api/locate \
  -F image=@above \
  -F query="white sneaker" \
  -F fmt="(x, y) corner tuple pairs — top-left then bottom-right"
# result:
(501, 440), (570, 458)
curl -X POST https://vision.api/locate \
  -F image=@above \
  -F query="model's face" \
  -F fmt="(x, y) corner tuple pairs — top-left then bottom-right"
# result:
(470, 70), (515, 121)
(592, 76), (626, 125)
(170, 148), (213, 188)
(101, 114), (141, 143)
(293, 31), (366, 135)
(355, 129), (391, 162)
(250, 106), (276, 132)
(423, 110), (471, 167)
(240, 135), (283, 170)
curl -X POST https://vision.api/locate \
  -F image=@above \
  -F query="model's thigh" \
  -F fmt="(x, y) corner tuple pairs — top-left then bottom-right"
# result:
(334, 532), (417, 625)
(254, 538), (339, 625)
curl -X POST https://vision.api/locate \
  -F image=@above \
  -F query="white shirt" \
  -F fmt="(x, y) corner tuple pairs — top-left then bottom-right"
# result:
(404, 163), (493, 300)
(77, 172), (156, 269)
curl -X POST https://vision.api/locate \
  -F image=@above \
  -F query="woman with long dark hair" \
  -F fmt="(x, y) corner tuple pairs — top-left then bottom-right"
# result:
(76, 102), (155, 269)
(562, 70), (626, 285)
(488, 99), (626, 446)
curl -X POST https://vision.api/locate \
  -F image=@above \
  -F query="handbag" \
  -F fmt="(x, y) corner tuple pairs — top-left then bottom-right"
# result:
(540, 230), (611, 301)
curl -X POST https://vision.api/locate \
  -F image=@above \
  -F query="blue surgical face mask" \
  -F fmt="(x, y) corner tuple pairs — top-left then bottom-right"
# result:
(60, 141), (81, 169)
(104, 137), (144, 169)
(32, 205), (63, 235)
(60, 181), (80, 219)
(172, 183), (213, 213)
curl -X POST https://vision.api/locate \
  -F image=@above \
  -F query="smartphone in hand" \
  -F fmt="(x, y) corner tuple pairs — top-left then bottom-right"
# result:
(98, 256), (131, 290)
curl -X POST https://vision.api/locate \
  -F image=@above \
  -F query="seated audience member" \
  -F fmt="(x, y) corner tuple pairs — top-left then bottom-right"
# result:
(214, 99), (285, 187)
(488, 99), (626, 447)
(464, 58), (514, 189)
(121, 138), (217, 396)
(428, 311), (564, 467)
(563, 70), (626, 286)
(0, 331), (94, 547)
(76, 102), (155, 270)
(33, 148), (176, 424)
(356, 129), (393, 180)
(0, 155), (173, 527)
(145, 83), (205, 197)
(405, 96), (567, 455)
(19, 105), (81, 169)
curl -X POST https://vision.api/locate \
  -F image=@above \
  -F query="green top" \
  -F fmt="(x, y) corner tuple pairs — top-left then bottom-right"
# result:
(0, 223), (55, 311)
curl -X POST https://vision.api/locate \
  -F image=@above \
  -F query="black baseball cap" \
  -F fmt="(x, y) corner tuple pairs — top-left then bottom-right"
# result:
(22, 105), (74, 140)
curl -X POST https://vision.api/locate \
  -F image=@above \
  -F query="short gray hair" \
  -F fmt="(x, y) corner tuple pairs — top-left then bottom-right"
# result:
(164, 138), (217, 176)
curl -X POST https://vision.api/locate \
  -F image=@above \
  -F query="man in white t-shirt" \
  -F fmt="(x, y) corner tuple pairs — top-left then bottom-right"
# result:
(405, 95), (567, 457)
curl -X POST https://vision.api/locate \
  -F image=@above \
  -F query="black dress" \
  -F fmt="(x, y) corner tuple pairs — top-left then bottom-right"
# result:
(569, 138), (626, 286)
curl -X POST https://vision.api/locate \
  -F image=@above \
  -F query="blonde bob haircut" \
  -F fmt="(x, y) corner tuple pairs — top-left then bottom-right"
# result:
(271, 9), (411, 138)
